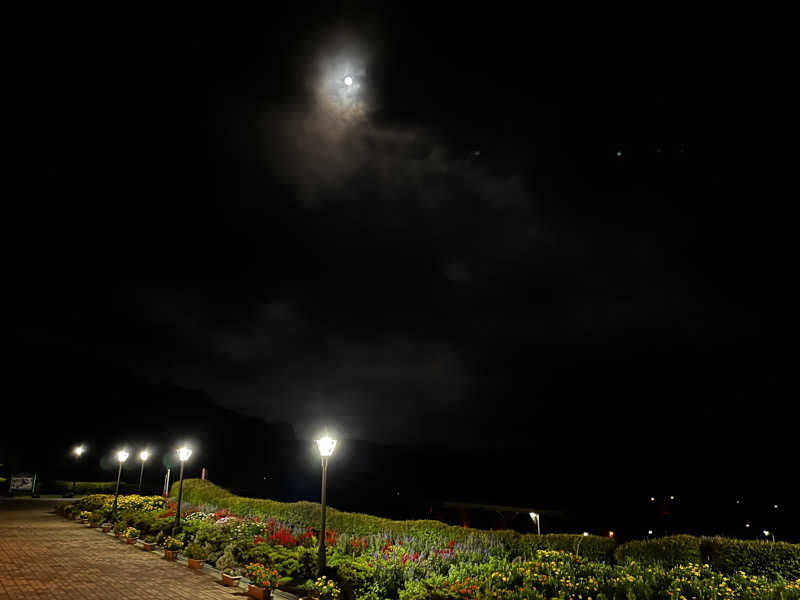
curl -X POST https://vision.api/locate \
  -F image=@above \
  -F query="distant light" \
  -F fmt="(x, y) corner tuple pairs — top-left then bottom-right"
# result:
(74, 445), (85, 457)
(670, 495), (675, 500)
(763, 530), (770, 536)
(736, 500), (740, 504)
(139, 450), (150, 462)
(344, 76), (353, 86)
(648, 530), (653, 535)
(116, 450), (129, 463)
(745, 523), (750, 528)
(316, 436), (337, 457)
(616, 151), (623, 157)
(650, 497), (655, 502)
(583, 532), (589, 537)
(774, 504), (778, 509)
(177, 447), (192, 462)
(609, 531), (614, 538)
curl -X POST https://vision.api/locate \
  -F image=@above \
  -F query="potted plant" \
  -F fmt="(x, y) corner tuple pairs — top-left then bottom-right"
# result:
(113, 521), (126, 539)
(79, 510), (91, 524)
(162, 536), (183, 561)
(140, 534), (157, 551)
(244, 563), (279, 600)
(221, 568), (242, 587)
(124, 527), (140, 544)
(101, 522), (113, 533)
(310, 576), (341, 600)
(217, 548), (241, 586)
(88, 513), (104, 528)
(183, 542), (208, 569)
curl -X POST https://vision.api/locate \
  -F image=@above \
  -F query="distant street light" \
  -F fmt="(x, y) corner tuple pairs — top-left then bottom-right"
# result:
(137, 450), (150, 494)
(764, 530), (775, 542)
(529, 512), (541, 535)
(316, 435), (337, 576)
(344, 75), (353, 86)
(71, 445), (85, 497)
(172, 446), (192, 534)
(609, 530), (614, 538)
(647, 529), (653, 539)
(111, 450), (129, 517)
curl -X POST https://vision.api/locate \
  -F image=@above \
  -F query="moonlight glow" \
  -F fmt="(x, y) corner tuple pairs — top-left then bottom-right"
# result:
(313, 41), (369, 122)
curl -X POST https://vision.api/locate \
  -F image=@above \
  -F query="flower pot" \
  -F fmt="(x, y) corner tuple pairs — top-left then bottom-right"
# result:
(79, 519), (88, 524)
(247, 584), (268, 600)
(114, 532), (122, 539)
(88, 522), (97, 528)
(221, 573), (242, 587)
(187, 558), (204, 569)
(164, 549), (178, 561)
(126, 537), (137, 544)
(102, 525), (112, 533)
(141, 541), (156, 551)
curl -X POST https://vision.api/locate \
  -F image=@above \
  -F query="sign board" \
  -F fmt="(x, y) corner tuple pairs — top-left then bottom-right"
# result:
(10, 474), (35, 492)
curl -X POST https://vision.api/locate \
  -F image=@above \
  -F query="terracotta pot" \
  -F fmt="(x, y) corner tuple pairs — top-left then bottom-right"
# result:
(221, 573), (242, 587)
(126, 537), (137, 544)
(79, 519), (88, 524)
(187, 558), (204, 569)
(88, 522), (97, 528)
(141, 542), (156, 551)
(164, 549), (178, 561)
(102, 525), (112, 533)
(247, 584), (267, 600)
(114, 532), (122, 538)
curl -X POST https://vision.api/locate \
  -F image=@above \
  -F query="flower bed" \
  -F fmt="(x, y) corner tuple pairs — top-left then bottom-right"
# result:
(60, 488), (800, 599)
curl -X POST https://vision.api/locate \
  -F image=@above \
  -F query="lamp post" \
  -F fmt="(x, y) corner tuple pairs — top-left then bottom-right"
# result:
(529, 512), (541, 535)
(172, 446), (192, 534)
(111, 450), (129, 518)
(71, 445), (85, 497)
(316, 435), (337, 576)
(137, 450), (150, 494)
(764, 530), (775, 542)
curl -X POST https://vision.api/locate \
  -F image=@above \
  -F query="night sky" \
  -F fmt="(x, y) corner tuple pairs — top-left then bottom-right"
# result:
(7, 6), (794, 511)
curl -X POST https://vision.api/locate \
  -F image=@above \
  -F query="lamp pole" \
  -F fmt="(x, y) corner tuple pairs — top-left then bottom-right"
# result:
(111, 450), (129, 518)
(137, 450), (150, 494)
(316, 436), (337, 576)
(764, 530), (775, 542)
(172, 446), (192, 535)
(71, 445), (85, 497)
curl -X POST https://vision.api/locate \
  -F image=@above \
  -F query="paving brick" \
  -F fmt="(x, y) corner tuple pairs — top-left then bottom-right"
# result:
(0, 499), (244, 600)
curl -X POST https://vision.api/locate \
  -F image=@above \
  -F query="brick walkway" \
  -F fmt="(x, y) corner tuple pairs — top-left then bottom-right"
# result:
(0, 499), (247, 600)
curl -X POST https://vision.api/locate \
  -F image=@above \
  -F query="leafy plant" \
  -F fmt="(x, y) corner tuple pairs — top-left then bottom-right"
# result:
(310, 575), (342, 600)
(244, 562), (280, 590)
(124, 527), (140, 539)
(184, 542), (209, 560)
(162, 536), (184, 552)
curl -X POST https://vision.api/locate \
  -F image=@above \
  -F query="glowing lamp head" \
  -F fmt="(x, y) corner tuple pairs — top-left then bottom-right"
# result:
(583, 532), (589, 537)
(177, 447), (192, 462)
(74, 445), (85, 457)
(763, 530), (770, 536)
(745, 523), (751, 528)
(316, 436), (337, 457)
(343, 75), (353, 86)
(609, 531), (614, 537)
(648, 530), (653, 535)
(117, 450), (129, 463)
(529, 512), (539, 522)
(139, 450), (150, 462)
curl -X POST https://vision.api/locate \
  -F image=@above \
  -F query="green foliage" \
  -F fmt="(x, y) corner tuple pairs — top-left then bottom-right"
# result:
(330, 555), (377, 600)
(162, 536), (184, 551)
(124, 527), (140, 539)
(244, 544), (315, 580)
(173, 479), (616, 563)
(702, 536), (800, 580)
(41, 481), (137, 495)
(183, 542), (208, 560)
(615, 534), (702, 568)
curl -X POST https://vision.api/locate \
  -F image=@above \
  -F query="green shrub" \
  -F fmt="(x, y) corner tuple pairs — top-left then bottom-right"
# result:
(702, 536), (800, 580)
(40, 481), (138, 495)
(615, 535), (701, 568)
(172, 479), (616, 563)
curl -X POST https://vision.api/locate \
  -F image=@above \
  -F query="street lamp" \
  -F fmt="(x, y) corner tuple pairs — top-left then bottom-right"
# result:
(137, 450), (150, 494)
(316, 435), (337, 576)
(71, 445), (85, 497)
(172, 446), (192, 534)
(111, 449), (129, 517)
(764, 530), (775, 542)
(529, 512), (541, 535)
(344, 75), (353, 86)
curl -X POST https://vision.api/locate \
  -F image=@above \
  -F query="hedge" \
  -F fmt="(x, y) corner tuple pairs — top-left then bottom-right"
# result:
(171, 479), (617, 563)
(615, 535), (702, 568)
(701, 537), (800, 580)
(39, 480), (138, 495)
